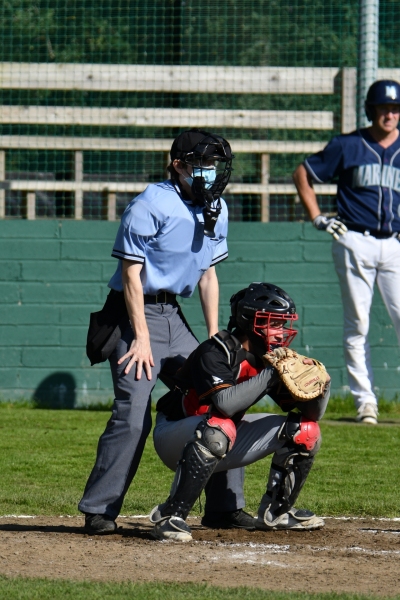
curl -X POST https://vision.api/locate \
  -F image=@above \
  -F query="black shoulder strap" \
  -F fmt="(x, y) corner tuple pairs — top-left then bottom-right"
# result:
(212, 330), (247, 370)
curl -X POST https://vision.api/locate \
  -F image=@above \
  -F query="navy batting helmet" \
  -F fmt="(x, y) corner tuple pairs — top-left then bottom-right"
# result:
(365, 80), (400, 121)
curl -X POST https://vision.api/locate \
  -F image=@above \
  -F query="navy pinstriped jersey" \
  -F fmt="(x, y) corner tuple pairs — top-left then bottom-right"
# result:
(304, 129), (400, 233)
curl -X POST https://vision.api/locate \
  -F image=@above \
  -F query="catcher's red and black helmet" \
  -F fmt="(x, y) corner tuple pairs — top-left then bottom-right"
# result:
(229, 282), (298, 353)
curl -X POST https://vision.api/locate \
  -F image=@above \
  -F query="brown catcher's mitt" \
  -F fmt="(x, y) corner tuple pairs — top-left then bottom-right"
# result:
(263, 347), (328, 401)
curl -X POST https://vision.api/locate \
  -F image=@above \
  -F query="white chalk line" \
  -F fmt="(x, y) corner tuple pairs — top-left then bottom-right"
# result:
(192, 540), (400, 560)
(204, 540), (400, 555)
(1, 515), (399, 521)
(360, 529), (400, 535)
(190, 540), (400, 568)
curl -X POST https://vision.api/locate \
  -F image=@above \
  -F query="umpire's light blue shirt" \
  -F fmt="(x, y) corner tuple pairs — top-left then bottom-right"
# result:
(108, 181), (228, 297)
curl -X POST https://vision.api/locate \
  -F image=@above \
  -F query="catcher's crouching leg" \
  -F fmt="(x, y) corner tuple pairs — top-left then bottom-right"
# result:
(150, 416), (236, 541)
(256, 412), (324, 531)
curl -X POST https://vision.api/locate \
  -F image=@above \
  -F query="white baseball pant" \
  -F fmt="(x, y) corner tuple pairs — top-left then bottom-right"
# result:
(332, 230), (400, 408)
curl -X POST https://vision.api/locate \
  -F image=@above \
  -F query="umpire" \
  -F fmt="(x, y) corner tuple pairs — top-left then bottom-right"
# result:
(293, 80), (400, 425)
(79, 129), (236, 533)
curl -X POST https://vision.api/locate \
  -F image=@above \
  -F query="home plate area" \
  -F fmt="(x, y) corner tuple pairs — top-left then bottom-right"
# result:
(0, 516), (399, 597)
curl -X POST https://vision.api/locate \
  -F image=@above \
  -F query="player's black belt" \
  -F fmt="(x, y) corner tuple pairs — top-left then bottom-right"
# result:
(346, 223), (400, 239)
(144, 291), (177, 304)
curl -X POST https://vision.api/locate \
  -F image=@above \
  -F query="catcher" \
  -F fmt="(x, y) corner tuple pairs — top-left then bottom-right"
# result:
(150, 282), (330, 541)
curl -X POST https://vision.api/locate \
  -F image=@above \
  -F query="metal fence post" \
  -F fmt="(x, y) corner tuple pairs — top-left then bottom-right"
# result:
(357, 0), (379, 129)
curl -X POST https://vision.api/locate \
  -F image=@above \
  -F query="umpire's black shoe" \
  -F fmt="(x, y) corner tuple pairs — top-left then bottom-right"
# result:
(84, 513), (117, 534)
(201, 509), (256, 531)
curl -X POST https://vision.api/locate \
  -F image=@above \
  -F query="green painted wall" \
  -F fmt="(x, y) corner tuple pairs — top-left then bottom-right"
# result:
(0, 220), (399, 407)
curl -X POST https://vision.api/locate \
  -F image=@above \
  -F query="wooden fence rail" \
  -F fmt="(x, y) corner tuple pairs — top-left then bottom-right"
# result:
(0, 65), (398, 220)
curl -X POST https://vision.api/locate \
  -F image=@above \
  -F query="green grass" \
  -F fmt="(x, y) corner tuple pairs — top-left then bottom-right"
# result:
(0, 578), (397, 600)
(248, 394), (400, 420)
(0, 404), (399, 599)
(323, 394), (400, 420)
(0, 404), (398, 517)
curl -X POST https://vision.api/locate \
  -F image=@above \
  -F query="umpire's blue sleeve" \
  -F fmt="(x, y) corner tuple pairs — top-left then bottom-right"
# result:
(111, 199), (162, 262)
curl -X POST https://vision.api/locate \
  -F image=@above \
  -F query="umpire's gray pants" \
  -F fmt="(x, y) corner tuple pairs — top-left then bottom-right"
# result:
(78, 302), (245, 518)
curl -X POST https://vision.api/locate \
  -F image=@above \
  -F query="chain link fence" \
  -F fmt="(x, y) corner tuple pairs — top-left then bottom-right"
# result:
(0, 1), (398, 221)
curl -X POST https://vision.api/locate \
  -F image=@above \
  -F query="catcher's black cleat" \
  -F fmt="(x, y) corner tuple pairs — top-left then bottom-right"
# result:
(256, 509), (325, 531)
(84, 513), (117, 534)
(152, 516), (193, 542)
(201, 509), (256, 530)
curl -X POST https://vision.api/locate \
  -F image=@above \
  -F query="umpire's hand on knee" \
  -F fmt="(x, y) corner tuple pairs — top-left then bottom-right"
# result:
(118, 336), (155, 380)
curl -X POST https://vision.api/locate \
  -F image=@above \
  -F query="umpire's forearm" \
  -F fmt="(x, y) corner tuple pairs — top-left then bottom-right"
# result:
(121, 260), (149, 341)
(198, 266), (219, 337)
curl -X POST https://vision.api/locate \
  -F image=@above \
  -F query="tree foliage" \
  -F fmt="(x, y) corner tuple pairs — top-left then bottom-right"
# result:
(0, 0), (395, 67)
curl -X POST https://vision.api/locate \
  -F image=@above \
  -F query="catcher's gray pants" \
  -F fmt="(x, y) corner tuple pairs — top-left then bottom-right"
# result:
(153, 389), (330, 511)
(78, 302), (245, 519)
(154, 412), (287, 474)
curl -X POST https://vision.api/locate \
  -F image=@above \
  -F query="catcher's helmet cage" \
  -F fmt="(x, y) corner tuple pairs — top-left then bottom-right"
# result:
(170, 129), (234, 236)
(364, 80), (400, 121)
(229, 282), (298, 353)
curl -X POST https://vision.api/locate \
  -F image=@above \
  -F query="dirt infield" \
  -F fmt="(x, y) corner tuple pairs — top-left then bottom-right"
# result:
(0, 516), (399, 596)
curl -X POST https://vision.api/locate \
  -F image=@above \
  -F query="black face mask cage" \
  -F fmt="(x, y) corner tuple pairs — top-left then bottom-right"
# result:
(184, 138), (233, 199)
(176, 133), (233, 237)
(190, 156), (232, 237)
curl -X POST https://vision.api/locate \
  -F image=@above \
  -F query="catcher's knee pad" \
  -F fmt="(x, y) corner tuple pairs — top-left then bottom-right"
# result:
(196, 415), (236, 457)
(278, 411), (321, 455)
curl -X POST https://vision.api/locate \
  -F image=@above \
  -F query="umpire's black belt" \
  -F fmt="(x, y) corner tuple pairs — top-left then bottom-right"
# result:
(346, 223), (400, 239)
(144, 291), (177, 304)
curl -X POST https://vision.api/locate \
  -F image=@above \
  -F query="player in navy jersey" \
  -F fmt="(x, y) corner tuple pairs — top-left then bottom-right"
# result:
(79, 129), (248, 534)
(149, 283), (330, 541)
(293, 80), (400, 425)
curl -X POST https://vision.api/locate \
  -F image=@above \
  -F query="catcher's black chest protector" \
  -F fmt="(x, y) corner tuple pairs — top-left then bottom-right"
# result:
(156, 330), (258, 420)
(212, 330), (248, 377)
(213, 330), (263, 383)
(181, 330), (261, 417)
(171, 330), (247, 392)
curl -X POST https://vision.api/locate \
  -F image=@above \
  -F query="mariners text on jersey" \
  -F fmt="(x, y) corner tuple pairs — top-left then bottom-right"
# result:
(352, 163), (400, 192)
(305, 129), (400, 232)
